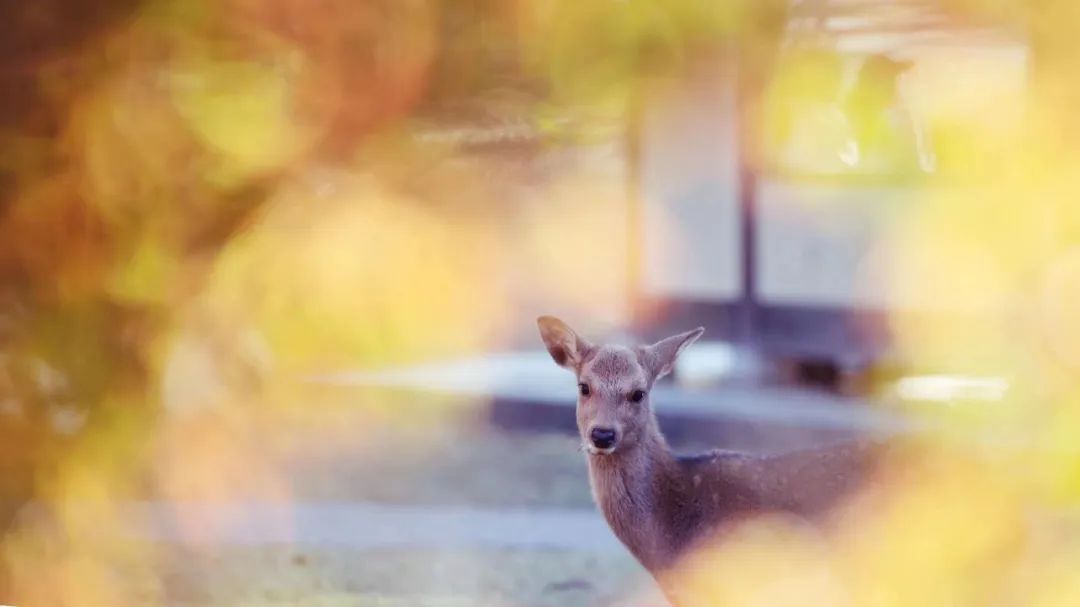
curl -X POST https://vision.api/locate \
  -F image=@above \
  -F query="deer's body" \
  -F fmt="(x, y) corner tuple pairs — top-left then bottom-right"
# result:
(537, 317), (873, 600)
(589, 432), (869, 572)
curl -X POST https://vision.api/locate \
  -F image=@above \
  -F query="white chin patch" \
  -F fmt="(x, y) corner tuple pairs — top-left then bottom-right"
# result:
(586, 445), (616, 455)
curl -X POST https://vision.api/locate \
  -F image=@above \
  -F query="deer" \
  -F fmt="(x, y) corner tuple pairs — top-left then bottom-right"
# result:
(537, 316), (876, 603)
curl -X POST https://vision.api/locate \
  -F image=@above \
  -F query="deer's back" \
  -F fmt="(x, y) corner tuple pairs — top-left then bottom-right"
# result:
(666, 440), (877, 549)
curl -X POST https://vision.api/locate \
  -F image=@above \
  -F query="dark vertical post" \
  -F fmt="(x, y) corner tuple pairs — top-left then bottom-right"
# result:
(735, 50), (758, 347)
(734, 0), (789, 347)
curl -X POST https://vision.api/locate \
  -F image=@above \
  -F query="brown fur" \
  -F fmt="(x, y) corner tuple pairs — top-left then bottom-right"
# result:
(537, 316), (874, 600)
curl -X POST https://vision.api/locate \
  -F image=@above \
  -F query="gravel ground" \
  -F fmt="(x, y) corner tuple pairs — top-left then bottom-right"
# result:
(162, 546), (659, 607)
(141, 392), (657, 605)
(282, 422), (594, 509)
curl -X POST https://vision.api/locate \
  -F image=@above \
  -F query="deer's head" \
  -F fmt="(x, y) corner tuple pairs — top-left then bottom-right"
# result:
(537, 316), (703, 455)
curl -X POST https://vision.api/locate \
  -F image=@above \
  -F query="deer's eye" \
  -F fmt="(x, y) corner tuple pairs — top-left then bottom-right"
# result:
(578, 383), (591, 397)
(630, 389), (646, 403)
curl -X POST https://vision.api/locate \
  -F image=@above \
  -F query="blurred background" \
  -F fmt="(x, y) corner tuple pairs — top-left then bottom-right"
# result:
(2, 0), (1080, 605)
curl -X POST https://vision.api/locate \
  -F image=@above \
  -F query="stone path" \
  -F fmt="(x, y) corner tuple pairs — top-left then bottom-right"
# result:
(128, 500), (624, 552)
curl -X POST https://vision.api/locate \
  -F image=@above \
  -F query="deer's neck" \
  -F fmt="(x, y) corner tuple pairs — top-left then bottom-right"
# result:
(586, 424), (685, 571)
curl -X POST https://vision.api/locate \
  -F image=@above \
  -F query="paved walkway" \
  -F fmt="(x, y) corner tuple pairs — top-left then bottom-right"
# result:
(129, 500), (624, 552)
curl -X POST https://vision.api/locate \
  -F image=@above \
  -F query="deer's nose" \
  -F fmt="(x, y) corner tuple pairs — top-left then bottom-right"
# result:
(590, 427), (617, 450)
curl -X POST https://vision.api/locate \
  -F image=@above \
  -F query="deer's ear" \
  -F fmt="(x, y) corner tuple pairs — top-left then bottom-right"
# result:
(639, 327), (704, 382)
(537, 316), (593, 372)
